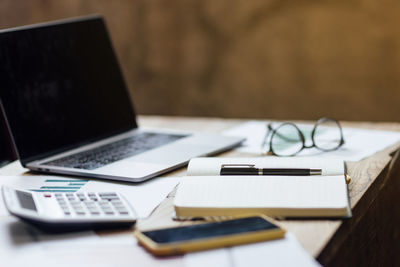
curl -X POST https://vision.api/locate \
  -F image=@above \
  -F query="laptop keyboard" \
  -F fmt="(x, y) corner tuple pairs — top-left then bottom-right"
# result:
(44, 132), (188, 170)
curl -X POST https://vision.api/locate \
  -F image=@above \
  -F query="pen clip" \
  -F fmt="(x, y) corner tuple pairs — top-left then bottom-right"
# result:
(221, 164), (256, 169)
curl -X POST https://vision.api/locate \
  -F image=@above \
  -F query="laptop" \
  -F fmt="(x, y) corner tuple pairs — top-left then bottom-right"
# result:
(0, 15), (244, 182)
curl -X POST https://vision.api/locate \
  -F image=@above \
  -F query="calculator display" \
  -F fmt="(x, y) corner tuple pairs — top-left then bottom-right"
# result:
(16, 191), (37, 211)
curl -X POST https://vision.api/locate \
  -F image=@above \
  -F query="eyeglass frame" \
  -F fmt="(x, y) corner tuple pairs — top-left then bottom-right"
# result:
(261, 117), (345, 156)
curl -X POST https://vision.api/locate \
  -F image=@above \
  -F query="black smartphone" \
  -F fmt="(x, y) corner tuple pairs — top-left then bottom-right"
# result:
(134, 215), (285, 256)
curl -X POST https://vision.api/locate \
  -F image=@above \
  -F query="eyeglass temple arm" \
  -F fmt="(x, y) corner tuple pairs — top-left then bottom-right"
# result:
(261, 124), (274, 149)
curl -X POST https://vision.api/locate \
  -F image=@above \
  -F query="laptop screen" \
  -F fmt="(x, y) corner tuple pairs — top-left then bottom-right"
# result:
(0, 16), (137, 164)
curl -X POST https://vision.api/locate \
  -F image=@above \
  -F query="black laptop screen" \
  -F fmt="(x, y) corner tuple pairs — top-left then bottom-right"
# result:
(0, 16), (137, 163)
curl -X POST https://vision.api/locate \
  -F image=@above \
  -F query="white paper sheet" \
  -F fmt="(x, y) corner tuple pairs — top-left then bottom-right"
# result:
(184, 248), (232, 267)
(0, 175), (180, 218)
(184, 233), (320, 267)
(0, 216), (184, 267)
(224, 121), (400, 161)
(0, 191), (317, 267)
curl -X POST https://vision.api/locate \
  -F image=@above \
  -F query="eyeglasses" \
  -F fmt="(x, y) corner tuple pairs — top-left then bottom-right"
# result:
(261, 117), (345, 156)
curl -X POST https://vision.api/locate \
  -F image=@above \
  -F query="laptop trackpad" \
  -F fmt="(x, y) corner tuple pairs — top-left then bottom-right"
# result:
(98, 161), (166, 179)
(97, 144), (209, 179)
(126, 143), (214, 165)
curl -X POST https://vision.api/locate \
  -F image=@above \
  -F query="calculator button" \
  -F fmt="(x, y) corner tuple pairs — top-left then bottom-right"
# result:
(88, 207), (99, 212)
(100, 195), (118, 199)
(89, 210), (99, 214)
(101, 198), (118, 202)
(118, 211), (129, 215)
(116, 208), (128, 213)
(101, 209), (113, 214)
(99, 193), (117, 196)
(99, 193), (119, 201)
(59, 200), (68, 205)
(64, 211), (71, 215)
(74, 210), (85, 215)
(115, 206), (127, 210)
(43, 194), (52, 198)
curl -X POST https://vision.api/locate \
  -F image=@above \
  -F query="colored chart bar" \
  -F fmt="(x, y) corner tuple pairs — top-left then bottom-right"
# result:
(45, 180), (89, 183)
(31, 189), (78, 193)
(29, 179), (89, 193)
(40, 186), (81, 189)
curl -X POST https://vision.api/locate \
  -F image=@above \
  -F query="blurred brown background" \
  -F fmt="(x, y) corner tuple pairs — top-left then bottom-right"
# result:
(1, 0), (400, 121)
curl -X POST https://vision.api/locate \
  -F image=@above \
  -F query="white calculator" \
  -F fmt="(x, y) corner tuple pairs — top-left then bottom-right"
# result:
(2, 186), (137, 232)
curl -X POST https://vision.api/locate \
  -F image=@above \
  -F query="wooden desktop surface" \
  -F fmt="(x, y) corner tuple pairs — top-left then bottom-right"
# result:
(1, 115), (400, 266)
(137, 116), (400, 266)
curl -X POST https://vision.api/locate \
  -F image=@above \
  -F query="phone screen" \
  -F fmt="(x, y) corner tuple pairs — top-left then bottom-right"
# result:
(142, 216), (279, 244)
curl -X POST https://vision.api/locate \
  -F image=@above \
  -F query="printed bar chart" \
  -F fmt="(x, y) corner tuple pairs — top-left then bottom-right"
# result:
(30, 179), (89, 193)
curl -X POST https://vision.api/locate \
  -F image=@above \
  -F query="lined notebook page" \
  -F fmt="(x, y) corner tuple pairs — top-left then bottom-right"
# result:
(187, 157), (345, 176)
(174, 176), (350, 217)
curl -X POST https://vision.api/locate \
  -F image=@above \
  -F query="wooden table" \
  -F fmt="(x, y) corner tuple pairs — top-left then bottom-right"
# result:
(138, 116), (400, 267)
(2, 116), (400, 266)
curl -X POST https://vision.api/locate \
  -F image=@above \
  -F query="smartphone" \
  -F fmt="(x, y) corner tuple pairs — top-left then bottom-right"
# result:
(134, 215), (285, 256)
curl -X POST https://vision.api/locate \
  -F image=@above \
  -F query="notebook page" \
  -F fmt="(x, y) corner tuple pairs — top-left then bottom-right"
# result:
(187, 157), (344, 176)
(175, 176), (348, 209)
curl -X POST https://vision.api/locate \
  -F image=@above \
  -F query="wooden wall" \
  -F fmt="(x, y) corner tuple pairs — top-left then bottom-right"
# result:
(1, 0), (400, 121)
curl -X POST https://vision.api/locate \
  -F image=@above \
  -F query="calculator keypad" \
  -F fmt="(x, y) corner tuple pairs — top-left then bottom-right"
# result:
(53, 192), (130, 217)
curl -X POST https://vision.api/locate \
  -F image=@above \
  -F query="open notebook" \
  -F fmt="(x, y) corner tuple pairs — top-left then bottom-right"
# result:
(174, 157), (351, 219)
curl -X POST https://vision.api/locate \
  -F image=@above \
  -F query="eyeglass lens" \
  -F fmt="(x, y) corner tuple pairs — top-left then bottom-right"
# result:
(269, 118), (343, 156)
(270, 123), (304, 156)
(312, 118), (343, 151)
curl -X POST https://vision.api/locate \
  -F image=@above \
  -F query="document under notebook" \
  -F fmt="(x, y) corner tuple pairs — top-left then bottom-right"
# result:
(174, 157), (352, 219)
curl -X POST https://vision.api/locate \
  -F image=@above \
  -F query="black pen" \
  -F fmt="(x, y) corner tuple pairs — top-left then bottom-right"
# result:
(220, 164), (322, 176)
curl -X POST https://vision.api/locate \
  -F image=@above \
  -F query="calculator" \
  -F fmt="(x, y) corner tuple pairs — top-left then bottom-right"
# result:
(2, 186), (137, 232)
